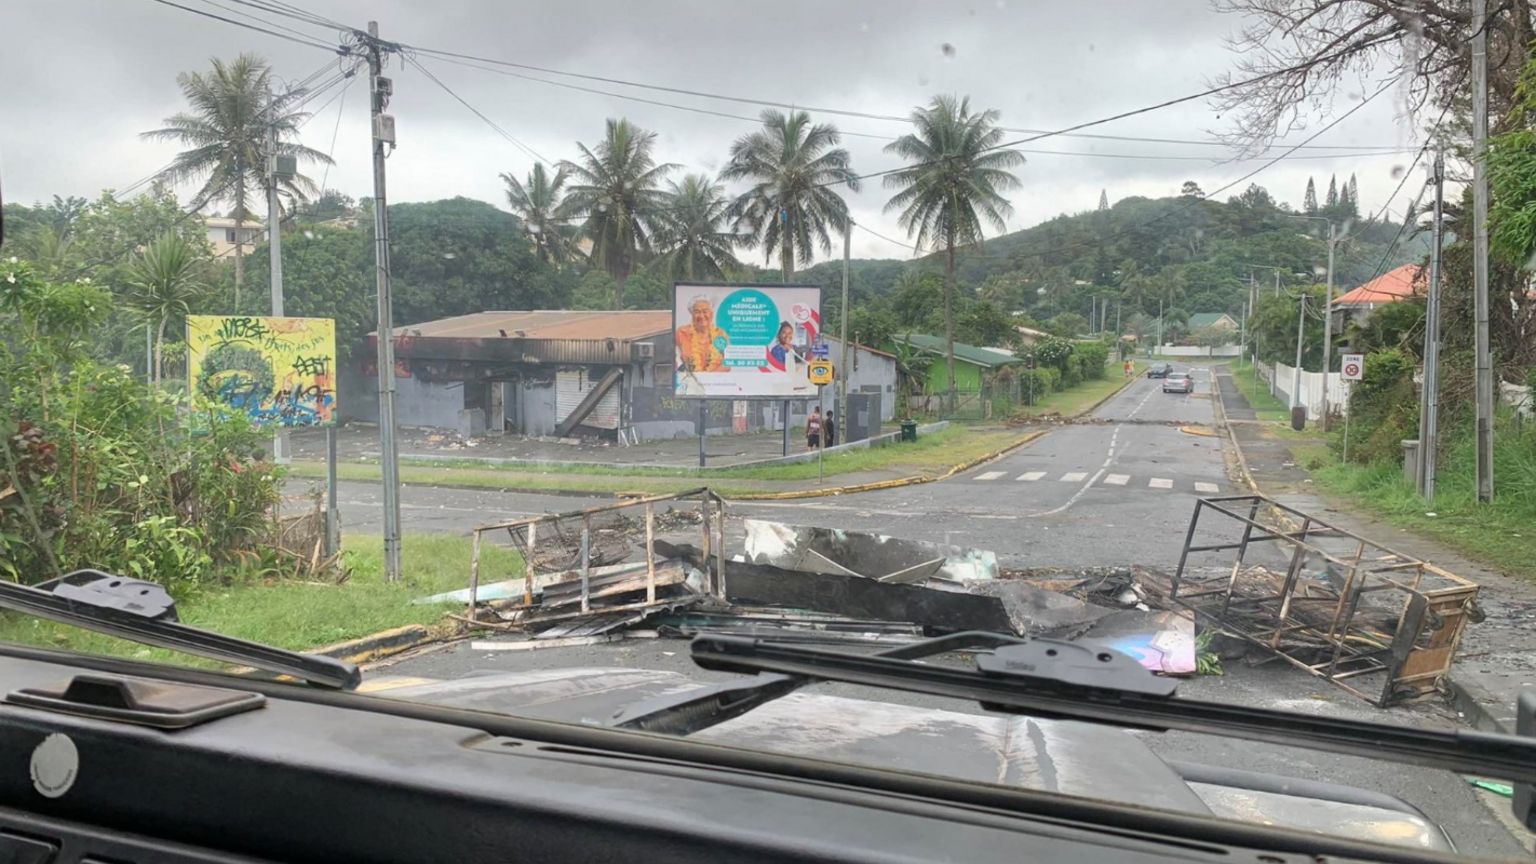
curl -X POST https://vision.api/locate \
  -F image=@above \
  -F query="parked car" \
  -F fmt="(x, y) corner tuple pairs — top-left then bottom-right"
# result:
(1146, 362), (1174, 378)
(1163, 373), (1195, 394)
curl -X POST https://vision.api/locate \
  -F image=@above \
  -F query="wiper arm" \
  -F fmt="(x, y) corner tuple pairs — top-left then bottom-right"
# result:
(0, 570), (359, 690)
(690, 631), (1536, 786)
(612, 631), (1027, 734)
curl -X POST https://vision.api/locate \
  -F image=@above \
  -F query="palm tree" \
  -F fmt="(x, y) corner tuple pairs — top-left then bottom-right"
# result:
(559, 119), (676, 309)
(883, 95), (1024, 412)
(126, 233), (209, 386)
(654, 174), (745, 282)
(142, 53), (333, 306)
(721, 110), (860, 280)
(500, 163), (577, 267)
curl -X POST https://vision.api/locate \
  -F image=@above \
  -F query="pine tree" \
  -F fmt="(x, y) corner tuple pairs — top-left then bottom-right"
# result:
(1348, 174), (1359, 208)
(1303, 177), (1318, 213)
(1097, 189), (1109, 211)
(1326, 174), (1338, 208)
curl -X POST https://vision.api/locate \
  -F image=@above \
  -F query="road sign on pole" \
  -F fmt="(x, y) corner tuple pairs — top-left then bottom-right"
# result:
(1341, 354), (1364, 381)
(808, 360), (834, 386)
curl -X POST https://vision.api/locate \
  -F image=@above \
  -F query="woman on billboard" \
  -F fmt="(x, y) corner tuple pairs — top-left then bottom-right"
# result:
(677, 295), (728, 373)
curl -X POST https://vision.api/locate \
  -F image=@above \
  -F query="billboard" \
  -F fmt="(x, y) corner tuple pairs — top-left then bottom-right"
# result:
(673, 283), (821, 398)
(186, 315), (337, 428)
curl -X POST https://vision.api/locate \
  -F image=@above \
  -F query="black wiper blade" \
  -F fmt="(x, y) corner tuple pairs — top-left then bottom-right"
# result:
(0, 570), (359, 690)
(612, 631), (1027, 734)
(690, 631), (1536, 786)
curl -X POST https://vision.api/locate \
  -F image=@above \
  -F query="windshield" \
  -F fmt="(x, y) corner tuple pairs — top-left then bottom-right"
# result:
(4, 0), (1535, 859)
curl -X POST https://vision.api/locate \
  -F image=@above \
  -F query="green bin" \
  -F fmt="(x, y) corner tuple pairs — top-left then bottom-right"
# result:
(900, 420), (918, 442)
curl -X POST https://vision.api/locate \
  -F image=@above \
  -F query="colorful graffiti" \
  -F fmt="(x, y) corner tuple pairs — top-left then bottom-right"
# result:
(186, 316), (337, 428)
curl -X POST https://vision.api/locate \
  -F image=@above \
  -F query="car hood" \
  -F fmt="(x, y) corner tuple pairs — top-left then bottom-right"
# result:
(367, 667), (1450, 851)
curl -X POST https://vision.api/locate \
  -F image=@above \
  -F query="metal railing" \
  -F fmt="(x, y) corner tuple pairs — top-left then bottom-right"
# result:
(1170, 494), (1480, 706)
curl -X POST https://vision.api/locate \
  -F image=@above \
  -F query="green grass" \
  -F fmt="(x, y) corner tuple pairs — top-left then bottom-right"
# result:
(1228, 358), (1292, 422)
(1012, 361), (1144, 419)
(290, 426), (1036, 494)
(1296, 413), (1536, 581)
(0, 534), (513, 664)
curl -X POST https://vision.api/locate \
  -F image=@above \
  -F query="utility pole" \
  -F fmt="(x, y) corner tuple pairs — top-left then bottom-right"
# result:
(266, 120), (289, 465)
(366, 21), (403, 582)
(1291, 293), (1306, 413)
(1472, 0), (1495, 502)
(1419, 149), (1446, 501)
(838, 219), (851, 445)
(1288, 215), (1340, 428)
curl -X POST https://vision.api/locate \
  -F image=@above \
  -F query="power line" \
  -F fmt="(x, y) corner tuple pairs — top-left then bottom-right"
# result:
(401, 35), (1405, 153)
(424, 52), (1407, 165)
(192, 0), (335, 44)
(403, 55), (551, 166)
(140, 0), (347, 54)
(853, 222), (917, 256)
(222, 0), (350, 32)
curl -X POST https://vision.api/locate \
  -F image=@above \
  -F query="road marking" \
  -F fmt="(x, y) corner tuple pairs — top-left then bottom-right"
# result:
(976, 470), (1006, 481)
(1194, 481), (1220, 493)
(1059, 471), (1087, 482)
(1149, 477), (1173, 489)
(1017, 471), (1046, 481)
(1103, 473), (1130, 486)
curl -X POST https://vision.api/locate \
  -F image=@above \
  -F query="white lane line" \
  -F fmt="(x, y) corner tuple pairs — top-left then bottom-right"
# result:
(1017, 471), (1046, 481)
(1059, 471), (1087, 482)
(976, 470), (1006, 481)
(1103, 473), (1130, 486)
(1194, 481), (1220, 494)
(1149, 477), (1173, 489)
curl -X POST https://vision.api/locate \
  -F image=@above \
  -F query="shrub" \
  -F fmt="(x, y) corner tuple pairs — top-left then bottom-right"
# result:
(1061, 365), (1084, 389)
(1035, 336), (1074, 373)
(1341, 348), (1418, 466)
(1017, 369), (1054, 405)
(1075, 341), (1110, 379)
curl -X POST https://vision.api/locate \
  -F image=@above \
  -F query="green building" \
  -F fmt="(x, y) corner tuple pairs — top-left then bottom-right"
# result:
(891, 333), (1023, 395)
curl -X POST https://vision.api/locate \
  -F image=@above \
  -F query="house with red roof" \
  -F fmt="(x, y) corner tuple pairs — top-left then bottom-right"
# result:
(1331, 264), (1423, 329)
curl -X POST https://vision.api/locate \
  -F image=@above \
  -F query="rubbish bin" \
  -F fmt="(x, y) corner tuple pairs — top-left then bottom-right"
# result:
(900, 420), (918, 442)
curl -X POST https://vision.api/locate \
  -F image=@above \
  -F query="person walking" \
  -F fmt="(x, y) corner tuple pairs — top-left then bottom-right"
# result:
(825, 410), (836, 447)
(806, 406), (823, 450)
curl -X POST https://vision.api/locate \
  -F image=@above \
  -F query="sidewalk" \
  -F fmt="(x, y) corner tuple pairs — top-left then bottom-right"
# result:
(1215, 368), (1536, 734)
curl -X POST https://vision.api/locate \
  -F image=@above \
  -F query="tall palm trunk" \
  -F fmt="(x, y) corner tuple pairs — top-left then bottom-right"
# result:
(233, 215), (244, 309)
(944, 239), (957, 415)
(154, 317), (168, 388)
(780, 209), (793, 282)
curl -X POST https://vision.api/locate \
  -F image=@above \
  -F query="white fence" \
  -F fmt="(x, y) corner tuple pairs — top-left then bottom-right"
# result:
(1254, 357), (1349, 418)
(1254, 355), (1533, 420)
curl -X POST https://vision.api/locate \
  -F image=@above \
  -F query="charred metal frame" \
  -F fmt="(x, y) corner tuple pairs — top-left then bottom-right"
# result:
(465, 488), (728, 626)
(1171, 495), (1479, 707)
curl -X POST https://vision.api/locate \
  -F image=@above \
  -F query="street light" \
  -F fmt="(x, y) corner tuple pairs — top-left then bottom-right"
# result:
(1287, 215), (1343, 429)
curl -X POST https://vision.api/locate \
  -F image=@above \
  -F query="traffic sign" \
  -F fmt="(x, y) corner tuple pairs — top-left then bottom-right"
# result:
(811, 341), (830, 358)
(1341, 353), (1364, 381)
(808, 360), (834, 385)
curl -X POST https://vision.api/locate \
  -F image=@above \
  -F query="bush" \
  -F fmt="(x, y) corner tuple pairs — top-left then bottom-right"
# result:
(1075, 342), (1110, 379)
(1061, 365), (1084, 389)
(0, 262), (281, 591)
(1340, 348), (1418, 466)
(1035, 336), (1074, 373)
(1017, 369), (1054, 405)
(1040, 367), (1062, 392)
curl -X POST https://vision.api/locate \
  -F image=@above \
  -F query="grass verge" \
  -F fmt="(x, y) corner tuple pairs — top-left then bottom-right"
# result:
(290, 426), (1036, 495)
(0, 534), (511, 664)
(1013, 361), (1146, 419)
(1228, 358), (1292, 422)
(1291, 414), (1536, 581)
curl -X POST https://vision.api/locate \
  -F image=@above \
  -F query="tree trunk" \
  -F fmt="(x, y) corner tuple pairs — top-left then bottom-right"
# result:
(614, 256), (629, 310)
(945, 242), (957, 415)
(154, 317), (168, 388)
(233, 216), (244, 310)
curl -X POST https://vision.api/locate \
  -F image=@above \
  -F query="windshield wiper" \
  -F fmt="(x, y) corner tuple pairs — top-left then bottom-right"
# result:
(0, 570), (359, 689)
(682, 631), (1536, 790)
(611, 631), (1027, 734)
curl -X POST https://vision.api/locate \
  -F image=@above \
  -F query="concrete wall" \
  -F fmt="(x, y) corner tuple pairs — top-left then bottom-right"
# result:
(1154, 345), (1241, 358)
(345, 366), (466, 428)
(1259, 359), (1349, 418)
(821, 336), (897, 422)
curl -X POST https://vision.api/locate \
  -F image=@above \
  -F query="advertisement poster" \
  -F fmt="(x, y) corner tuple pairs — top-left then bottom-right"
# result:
(186, 315), (337, 428)
(673, 283), (821, 398)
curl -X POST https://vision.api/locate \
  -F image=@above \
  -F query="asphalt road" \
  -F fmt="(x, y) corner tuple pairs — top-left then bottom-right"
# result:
(314, 368), (1239, 568)
(321, 367), (1527, 856)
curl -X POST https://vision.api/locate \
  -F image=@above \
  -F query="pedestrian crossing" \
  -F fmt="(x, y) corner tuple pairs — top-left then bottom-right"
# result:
(971, 469), (1222, 494)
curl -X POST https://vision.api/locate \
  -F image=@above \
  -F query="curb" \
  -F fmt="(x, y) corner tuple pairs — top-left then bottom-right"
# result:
(724, 429), (1051, 501)
(309, 624), (440, 665)
(1446, 674), (1512, 734)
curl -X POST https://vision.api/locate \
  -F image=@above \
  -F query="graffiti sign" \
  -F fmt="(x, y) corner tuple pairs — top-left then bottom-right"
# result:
(186, 315), (337, 428)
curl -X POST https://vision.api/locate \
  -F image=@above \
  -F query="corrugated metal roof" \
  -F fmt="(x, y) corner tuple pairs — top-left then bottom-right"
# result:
(1334, 265), (1422, 307)
(388, 310), (672, 341)
(894, 334), (1023, 368)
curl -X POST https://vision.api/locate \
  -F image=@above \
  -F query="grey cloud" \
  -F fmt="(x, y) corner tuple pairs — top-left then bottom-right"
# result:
(0, 0), (1426, 261)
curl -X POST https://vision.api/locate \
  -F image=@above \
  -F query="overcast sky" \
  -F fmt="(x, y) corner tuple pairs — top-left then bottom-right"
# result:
(2, 0), (1430, 261)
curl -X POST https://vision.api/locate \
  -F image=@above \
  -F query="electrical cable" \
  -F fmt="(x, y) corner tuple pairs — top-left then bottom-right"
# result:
(140, 0), (346, 53)
(402, 55), (551, 166)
